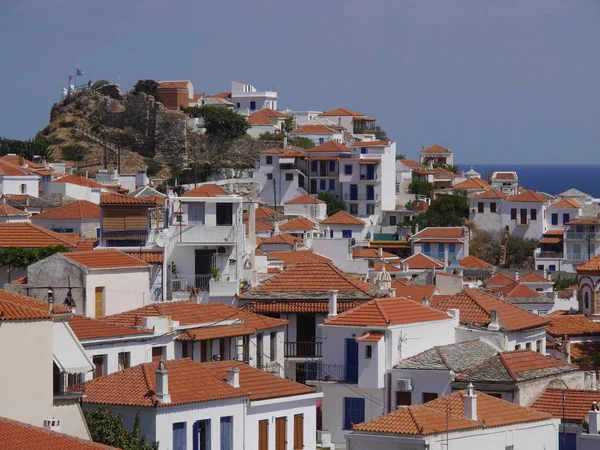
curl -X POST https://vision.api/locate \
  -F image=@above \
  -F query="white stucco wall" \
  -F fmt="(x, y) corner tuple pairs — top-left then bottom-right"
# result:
(501, 201), (546, 239)
(52, 400), (91, 440)
(82, 338), (152, 381)
(389, 368), (454, 407)
(0, 175), (40, 197)
(31, 218), (100, 238)
(284, 203), (327, 221)
(42, 182), (101, 203)
(85, 268), (151, 318)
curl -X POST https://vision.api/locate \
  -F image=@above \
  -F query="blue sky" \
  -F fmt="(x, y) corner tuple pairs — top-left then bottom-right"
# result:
(1, 0), (598, 163)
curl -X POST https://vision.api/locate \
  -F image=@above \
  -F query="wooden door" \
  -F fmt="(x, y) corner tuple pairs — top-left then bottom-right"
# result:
(275, 417), (286, 450)
(94, 287), (104, 318)
(293, 414), (304, 450)
(258, 420), (269, 450)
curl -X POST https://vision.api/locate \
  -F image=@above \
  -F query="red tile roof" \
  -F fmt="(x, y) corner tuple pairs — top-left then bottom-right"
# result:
(248, 220), (274, 232)
(472, 188), (508, 199)
(100, 192), (155, 205)
(208, 92), (231, 99)
(268, 250), (330, 265)
(279, 216), (317, 231)
(531, 388), (600, 421)
(492, 172), (517, 180)
(496, 283), (542, 299)
(354, 390), (551, 435)
(320, 107), (364, 117)
(182, 183), (227, 197)
(432, 289), (548, 332)
(391, 284), (437, 301)
(0, 223), (78, 247)
(325, 297), (450, 327)
(54, 175), (103, 188)
(373, 261), (403, 272)
(69, 315), (152, 340)
(459, 255), (492, 269)
(305, 140), (350, 153)
(1, 154), (44, 169)
(74, 238), (98, 252)
(0, 203), (27, 217)
(84, 359), (248, 407)
(421, 144), (451, 154)
(202, 360), (316, 401)
(576, 254), (600, 273)
(124, 251), (164, 264)
(0, 416), (116, 449)
(399, 159), (425, 169)
(352, 141), (390, 147)
(32, 200), (100, 220)
(549, 198), (580, 209)
(355, 331), (384, 342)
(290, 125), (339, 135)
(0, 298), (52, 320)
(519, 272), (551, 283)
(0, 160), (36, 176)
(260, 233), (301, 245)
(412, 227), (464, 239)
(176, 324), (254, 341)
(158, 81), (190, 89)
(242, 206), (277, 220)
(484, 272), (515, 287)
(249, 300), (360, 314)
(285, 194), (325, 205)
(320, 210), (365, 226)
(353, 248), (399, 259)
(9, 275), (27, 285)
(261, 148), (306, 157)
(401, 253), (444, 270)
(546, 314), (600, 338)
(453, 178), (491, 190)
(102, 301), (287, 331)
(62, 250), (149, 269)
(506, 190), (548, 203)
(0, 288), (70, 316)
(248, 110), (275, 125)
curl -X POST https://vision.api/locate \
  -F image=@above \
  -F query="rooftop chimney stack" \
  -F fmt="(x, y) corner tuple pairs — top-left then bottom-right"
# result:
(589, 402), (600, 434)
(378, 247), (383, 258)
(155, 360), (171, 404)
(389, 287), (396, 298)
(328, 290), (339, 318)
(463, 383), (478, 421)
(544, 268), (548, 280)
(487, 309), (500, 331)
(422, 297), (431, 307)
(227, 367), (240, 388)
(514, 270), (519, 281)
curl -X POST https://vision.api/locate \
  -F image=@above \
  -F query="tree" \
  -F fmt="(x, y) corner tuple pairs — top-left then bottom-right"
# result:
(374, 125), (388, 141)
(282, 116), (295, 133)
(92, 80), (110, 89)
(469, 230), (540, 269)
(408, 179), (434, 198)
(396, 154), (407, 160)
(0, 134), (52, 162)
(470, 230), (502, 265)
(412, 194), (469, 229)
(288, 137), (314, 149)
(184, 106), (250, 139)
(318, 191), (347, 216)
(61, 144), (86, 161)
(132, 80), (159, 98)
(433, 161), (459, 174)
(506, 236), (540, 269)
(554, 276), (577, 291)
(85, 407), (159, 450)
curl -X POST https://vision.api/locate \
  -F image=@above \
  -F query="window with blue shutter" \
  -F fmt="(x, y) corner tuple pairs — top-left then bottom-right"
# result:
(563, 213), (570, 224)
(343, 397), (365, 429)
(329, 180), (335, 191)
(344, 164), (353, 175)
(220, 417), (233, 450)
(320, 180), (326, 190)
(448, 243), (456, 256)
(361, 147), (367, 154)
(423, 243), (431, 255)
(551, 213), (558, 225)
(311, 161), (317, 172)
(193, 420), (211, 450)
(173, 422), (186, 450)
(319, 138), (325, 144)
(329, 160), (336, 172)
(342, 230), (352, 239)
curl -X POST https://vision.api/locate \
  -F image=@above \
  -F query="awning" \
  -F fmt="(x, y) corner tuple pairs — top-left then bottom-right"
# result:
(541, 237), (562, 244)
(53, 321), (95, 374)
(358, 160), (379, 165)
(279, 157), (295, 164)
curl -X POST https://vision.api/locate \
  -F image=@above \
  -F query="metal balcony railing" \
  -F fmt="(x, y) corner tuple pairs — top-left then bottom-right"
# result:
(305, 362), (358, 383)
(422, 252), (463, 261)
(536, 251), (564, 259)
(565, 231), (600, 240)
(171, 279), (188, 292)
(284, 341), (323, 358)
(344, 193), (379, 201)
(177, 225), (238, 243)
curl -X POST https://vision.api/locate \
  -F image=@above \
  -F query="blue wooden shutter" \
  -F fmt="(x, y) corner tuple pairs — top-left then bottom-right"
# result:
(343, 397), (365, 430)
(173, 422), (186, 450)
(423, 242), (431, 255)
(193, 421), (198, 450)
(220, 417), (232, 450)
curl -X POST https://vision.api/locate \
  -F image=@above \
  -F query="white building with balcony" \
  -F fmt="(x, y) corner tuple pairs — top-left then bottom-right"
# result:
(501, 190), (549, 239)
(230, 81), (277, 113)
(318, 107), (377, 140)
(410, 227), (469, 262)
(252, 148), (308, 207)
(490, 171), (519, 195)
(418, 144), (454, 166)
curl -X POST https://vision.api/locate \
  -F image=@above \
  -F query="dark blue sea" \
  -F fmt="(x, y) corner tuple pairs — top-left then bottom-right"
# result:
(458, 165), (600, 198)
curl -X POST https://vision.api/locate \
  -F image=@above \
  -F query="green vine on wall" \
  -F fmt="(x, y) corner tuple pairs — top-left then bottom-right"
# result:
(0, 246), (69, 268)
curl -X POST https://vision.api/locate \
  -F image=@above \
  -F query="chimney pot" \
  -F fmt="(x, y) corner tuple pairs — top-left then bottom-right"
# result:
(463, 382), (478, 421)
(328, 290), (339, 318)
(488, 309), (500, 331)
(589, 402), (600, 434)
(227, 367), (240, 388)
(389, 288), (396, 298)
(422, 296), (431, 307)
(514, 270), (519, 281)
(155, 360), (171, 404)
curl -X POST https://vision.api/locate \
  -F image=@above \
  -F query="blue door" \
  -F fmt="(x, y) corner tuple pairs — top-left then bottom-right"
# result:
(173, 422), (186, 450)
(250, 101), (256, 110)
(343, 397), (365, 430)
(350, 184), (358, 201)
(345, 338), (359, 383)
(220, 417), (233, 450)
(366, 165), (375, 180)
(366, 185), (374, 201)
(423, 242), (431, 255)
(559, 432), (577, 450)
(193, 420), (211, 450)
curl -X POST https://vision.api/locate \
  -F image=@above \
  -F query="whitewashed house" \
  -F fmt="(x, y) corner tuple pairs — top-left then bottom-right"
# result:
(305, 140), (351, 198)
(319, 211), (367, 240)
(318, 107), (377, 140)
(82, 359), (320, 450)
(252, 148), (307, 207)
(419, 144), (454, 166)
(502, 190), (550, 239)
(0, 203), (29, 223)
(0, 159), (40, 197)
(490, 171), (519, 195)
(43, 175), (103, 203)
(283, 194), (327, 221)
(410, 227), (469, 261)
(31, 200), (100, 238)
(230, 81), (277, 112)
(468, 188), (507, 232)
(289, 125), (344, 147)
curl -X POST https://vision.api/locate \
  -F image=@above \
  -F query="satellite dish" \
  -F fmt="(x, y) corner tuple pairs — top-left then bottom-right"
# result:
(155, 231), (167, 248)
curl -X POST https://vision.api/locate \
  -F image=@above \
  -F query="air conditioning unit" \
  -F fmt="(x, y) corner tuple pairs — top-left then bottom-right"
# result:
(43, 419), (61, 432)
(397, 379), (412, 392)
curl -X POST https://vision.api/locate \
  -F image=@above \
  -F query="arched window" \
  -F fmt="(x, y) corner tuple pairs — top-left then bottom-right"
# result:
(585, 292), (589, 310)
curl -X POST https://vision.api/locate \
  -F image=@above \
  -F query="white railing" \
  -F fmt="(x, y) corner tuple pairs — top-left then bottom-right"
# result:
(176, 225), (238, 243)
(565, 231), (600, 240)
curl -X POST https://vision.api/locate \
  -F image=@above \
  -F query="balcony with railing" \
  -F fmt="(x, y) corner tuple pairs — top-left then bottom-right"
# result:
(344, 193), (379, 202)
(565, 253), (585, 262)
(175, 225), (239, 244)
(565, 230), (600, 240)
(284, 341), (323, 358)
(535, 250), (564, 259)
(422, 251), (463, 261)
(54, 372), (86, 397)
(305, 362), (358, 383)
(309, 170), (339, 178)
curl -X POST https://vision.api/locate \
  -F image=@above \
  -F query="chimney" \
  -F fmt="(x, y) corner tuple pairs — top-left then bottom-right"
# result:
(447, 308), (460, 322)
(422, 296), (430, 307)
(328, 290), (339, 318)
(488, 309), (500, 331)
(378, 247), (383, 258)
(589, 402), (600, 434)
(463, 383), (478, 421)
(543, 268), (548, 280)
(227, 367), (240, 388)
(155, 360), (171, 404)
(293, 240), (298, 252)
(514, 270), (519, 281)
(390, 287), (396, 298)
(283, 135), (288, 149)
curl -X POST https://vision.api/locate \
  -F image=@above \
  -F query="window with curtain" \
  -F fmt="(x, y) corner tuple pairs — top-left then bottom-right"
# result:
(220, 417), (233, 450)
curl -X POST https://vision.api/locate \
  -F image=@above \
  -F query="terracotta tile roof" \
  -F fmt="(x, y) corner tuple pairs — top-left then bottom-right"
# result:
(352, 141), (390, 147)
(249, 300), (360, 314)
(320, 107), (364, 117)
(54, 175), (103, 188)
(0, 416), (116, 449)
(9, 275), (27, 285)
(391, 278), (410, 287)
(248, 110), (275, 125)
(324, 297), (451, 327)
(260, 108), (289, 118)
(0, 203), (27, 217)
(0, 288), (70, 316)
(0, 160), (36, 176)
(158, 81), (190, 89)
(506, 190), (548, 203)
(546, 314), (600, 338)
(570, 341), (600, 369)
(373, 261), (403, 272)
(176, 324), (254, 341)
(549, 198), (580, 209)
(1, 154), (44, 169)
(69, 315), (152, 340)
(100, 192), (155, 205)
(519, 272), (551, 283)
(391, 284), (437, 301)
(412, 227), (464, 239)
(243, 206), (277, 220)
(61, 249), (148, 269)
(260, 233), (301, 245)
(74, 238), (98, 252)
(459, 255), (492, 269)
(268, 250), (330, 265)
(202, 360), (315, 401)
(320, 210), (365, 226)
(453, 178), (491, 190)
(355, 331), (384, 342)
(208, 92), (231, 99)
(399, 159), (425, 169)
(279, 216), (317, 231)
(432, 289), (548, 332)
(84, 359), (248, 407)
(496, 283), (543, 299)
(472, 188), (508, 199)
(484, 272), (515, 287)
(492, 172), (517, 180)
(261, 148), (306, 157)
(354, 390), (551, 435)
(267, 267), (281, 274)
(401, 253), (444, 270)
(290, 125), (339, 135)
(0, 222), (78, 247)
(0, 298), (52, 320)
(31, 200), (100, 220)
(241, 262), (377, 302)
(248, 220), (274, 231)
(124, 251), (164, 264)
(285, 194), (325, 205)
(353, 248), (399, 259)
(305, 140), (350, 153)
(102, 301), (287, 331)
(576, 254), (600, 273)
(531, 388), (600, 421)
(421, 144), (451, 154)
